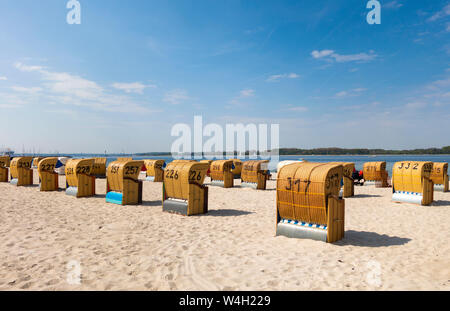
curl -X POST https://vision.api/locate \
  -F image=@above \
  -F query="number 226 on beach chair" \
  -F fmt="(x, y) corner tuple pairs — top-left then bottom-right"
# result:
(392, 161), (434, 206)
(430, 162), (449, 193)
(38, 157), (59, 191)
(106, 160), (144, 205)
(276, 162), (345, 243)
(0, 156), (10, 182)
(162, 161), (209, 216)
(9, 157), (33, 186)
(65, 159), (96, 198)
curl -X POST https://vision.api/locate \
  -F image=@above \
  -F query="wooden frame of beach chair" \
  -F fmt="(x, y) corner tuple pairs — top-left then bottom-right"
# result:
(144, 159), (166, 182)
(231, 159), (243, 178)
(32, 157), (44, 169)
(210, 160), (234, 188)
(363, 161), (389, 187)
(276, 162), (345, 243)
(200, 160), (213, 177)
(9, 157), (33, 186)
(38, 157), (59, 191)
(331, 162), (355, 198)
(430, 163), (449, 193)
(117, 157), (133, 162)
(162, 161), (209, 216)
(106, 160), (144, 205)
(0, 156), (10, 182)
(241, 160), (270, 190)
(92, 158), (107, 178)
(65, 159), (96, 198)
(392, 161), (434, 206)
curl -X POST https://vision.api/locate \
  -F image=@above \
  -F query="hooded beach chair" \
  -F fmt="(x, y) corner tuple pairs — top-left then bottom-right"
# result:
(38, 157), (59, 191)
(331, 162), (355, 198)
(162, 161), (209, 216)
(392, 161), (434, 205)
(32, 157), (44, 169)
(430, 162), (448, 192)
(65, 158), (96, 198)
(106, 160), (144, 205)
(0, 156), (10, 182)
(92, 158), (107, 178)
(363, 161), (389, 187)
(144, 159), (166, 182)
(231, 159), (243, 178)
(210, 159), (234, 188)
(276, 162), (345, 243)
(200, 160), (213, 177)
(241, 160), (270, 190)
(9, 157), (33, 186)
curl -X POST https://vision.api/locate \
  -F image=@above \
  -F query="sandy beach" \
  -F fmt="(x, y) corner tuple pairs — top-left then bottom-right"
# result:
(0, 169), (449, 291)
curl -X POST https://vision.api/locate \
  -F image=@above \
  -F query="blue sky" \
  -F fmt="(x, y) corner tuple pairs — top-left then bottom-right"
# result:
(0, 0), (449, 153)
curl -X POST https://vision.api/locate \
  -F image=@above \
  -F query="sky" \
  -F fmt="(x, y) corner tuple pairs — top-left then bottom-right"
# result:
(0, 0), (449, 153)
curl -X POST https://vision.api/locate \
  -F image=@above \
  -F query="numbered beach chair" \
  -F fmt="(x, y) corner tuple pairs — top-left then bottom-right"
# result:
(117, 157), (133, 162)
(276, 162), (345, 243)
(32, 157), (44, 169)
(392, 161), (434, 206)
(106, 160), (144, 205)
(430, 163), (448, 192)
(162, 161), (209, 216)
(65, 159), (96, 198)
(241, 160), (270, 190)
(144, 159), (166, 182)
(0, 156), (10, 182)
(363, 161), (389, 187)
(92, 158), (107, 178)
(200, 160), (213, 177)
(231, 159), (243, 178)
(210, 159), (234, 188)
(9, 157), (33, 186)
(331, 162), (355, 198)
(37, 157), (59, 191)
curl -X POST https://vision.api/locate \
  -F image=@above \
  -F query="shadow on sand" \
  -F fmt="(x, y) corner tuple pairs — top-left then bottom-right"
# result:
(431, 200), (450, 207)
(351, 194), (382, 198)
(141, 200), (163, 207)
(335, 230), (411, 247)
(205, 209), (253, 217)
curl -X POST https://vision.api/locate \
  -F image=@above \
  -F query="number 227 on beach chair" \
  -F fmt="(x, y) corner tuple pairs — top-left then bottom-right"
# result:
(106, 160), (144, 205)
(38, 157), (59, 191)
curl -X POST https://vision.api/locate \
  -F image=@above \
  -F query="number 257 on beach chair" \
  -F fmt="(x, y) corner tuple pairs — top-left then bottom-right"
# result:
(106, 160), (144, 205)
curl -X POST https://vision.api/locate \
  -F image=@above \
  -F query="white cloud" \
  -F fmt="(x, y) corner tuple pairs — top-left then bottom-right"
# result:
(14, 62), (43, 72)
(112, 82), (156, 94)
(311, 50), (377, 63)
(0, 76), (7, 81)
(266, 73), (300, 82)
(428, 4), (450, 22)
(335, 88), (367, 98)
(240, 89), (255, 97)
(405, 102), (427, 109)
(384, 1), (403, 9)
(286, 106), (308, 112)
(10, 86), (42, 93)
(163, 89), (190, 105)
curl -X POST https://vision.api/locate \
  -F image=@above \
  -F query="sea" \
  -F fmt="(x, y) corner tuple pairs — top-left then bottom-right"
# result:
(15, 154), (450, 174)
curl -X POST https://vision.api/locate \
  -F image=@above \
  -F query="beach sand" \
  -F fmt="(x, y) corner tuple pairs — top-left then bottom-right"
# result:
(0, 170), (449, 291)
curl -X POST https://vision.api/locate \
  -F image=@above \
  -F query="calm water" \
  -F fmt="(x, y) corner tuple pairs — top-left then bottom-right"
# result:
(22, 154), (450, 174)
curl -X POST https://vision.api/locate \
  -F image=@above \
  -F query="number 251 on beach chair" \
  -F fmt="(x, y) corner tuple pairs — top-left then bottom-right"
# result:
(106, 160), (144, 205)
(430, 162), (449, 193)
(162, 161), (209, 216)
(363, 161), (389, 187)
(276, 162), (345, 243)
(9, 157), (33, 186)
(38, 157), (59, 191)
(210, 159), (234, 188)
(65, 159), (96, 198)
(392, 161), (434, 206)
(144, 159), (166, 182)
(240, 160), (270, 190)
(0, 156), (10, 182)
